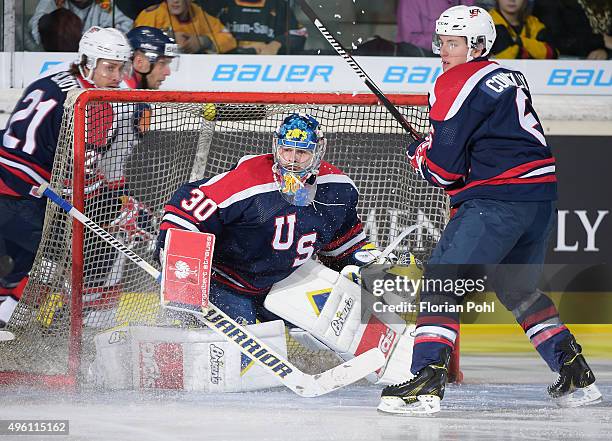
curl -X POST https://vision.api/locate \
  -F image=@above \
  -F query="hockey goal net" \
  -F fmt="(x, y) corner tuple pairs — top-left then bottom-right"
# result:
(0, 90), (459, 388)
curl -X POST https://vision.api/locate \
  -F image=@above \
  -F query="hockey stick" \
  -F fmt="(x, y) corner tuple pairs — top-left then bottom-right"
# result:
(377, 224), (424, 264)
(297, 0), (422, 142)
(36, 183), (385, 397)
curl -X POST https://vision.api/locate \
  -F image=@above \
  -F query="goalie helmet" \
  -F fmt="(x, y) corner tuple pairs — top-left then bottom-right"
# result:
(272, 113), (326, 206)
(432, 6), (496, 60)
(78, 26), (132, 84)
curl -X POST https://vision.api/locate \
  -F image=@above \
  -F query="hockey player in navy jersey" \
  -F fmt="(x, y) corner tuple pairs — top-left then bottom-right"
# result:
(0, 26), (132, 334)
(156, 113), (380, 324)
(79, 27), (180, 308)
(125, 26), (179, 90)
(94, 27), (179, 234)
(378, 6), (601, 414)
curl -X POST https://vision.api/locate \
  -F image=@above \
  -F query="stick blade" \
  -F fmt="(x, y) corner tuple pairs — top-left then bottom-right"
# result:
(300, 348), (386, 397)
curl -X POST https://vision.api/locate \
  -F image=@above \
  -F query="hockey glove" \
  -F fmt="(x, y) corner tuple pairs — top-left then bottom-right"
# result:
(407, 133), (431, 173)
(109, 196), (157, 244)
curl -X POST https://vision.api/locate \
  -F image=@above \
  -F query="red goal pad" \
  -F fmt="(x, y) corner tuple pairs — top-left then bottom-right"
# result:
(0, 90), (458, 388)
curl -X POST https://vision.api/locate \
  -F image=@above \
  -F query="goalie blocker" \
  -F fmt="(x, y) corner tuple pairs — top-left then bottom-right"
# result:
(161, 228), (214, 311)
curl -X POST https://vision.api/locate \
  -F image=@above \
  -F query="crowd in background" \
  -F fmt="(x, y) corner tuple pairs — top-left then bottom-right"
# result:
(22, 0), (612, 59)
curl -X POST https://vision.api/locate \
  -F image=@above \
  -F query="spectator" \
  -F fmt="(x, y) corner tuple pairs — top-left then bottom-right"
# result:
(215, 0), (307, 55)
(533, 0), (612, 59)
(30, 1), (133, 47)
(38, 8), (83, 52)
(351, 36), (398, 57)
(475, 0), (496, 9)
(134, 0), (237, 54)
(490, 0), (557, 59)
(116, 1), (159, 19)
(396, 0), (475, 57)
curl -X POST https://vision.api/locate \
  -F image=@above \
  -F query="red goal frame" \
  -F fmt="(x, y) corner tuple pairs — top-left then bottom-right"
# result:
(0, 90), (462, 388)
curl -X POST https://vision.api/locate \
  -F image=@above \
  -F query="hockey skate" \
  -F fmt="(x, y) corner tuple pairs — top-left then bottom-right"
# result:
(0, 297), (17, 341)
(548, 335), (602, 408)
(0, 320), (14, 342)
(377, 347), (451, 415)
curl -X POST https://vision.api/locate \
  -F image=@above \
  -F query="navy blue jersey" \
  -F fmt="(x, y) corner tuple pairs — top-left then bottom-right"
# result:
(408, 60), (557, 206)
(157, 154), (368, 295)
(0, 70), (86, 198)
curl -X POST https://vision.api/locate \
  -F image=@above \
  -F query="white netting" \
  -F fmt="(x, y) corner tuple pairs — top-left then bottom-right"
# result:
(0, 90), (449, 384)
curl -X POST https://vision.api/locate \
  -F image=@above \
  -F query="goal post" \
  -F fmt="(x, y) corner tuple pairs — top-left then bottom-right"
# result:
(0, 90), (458, 388)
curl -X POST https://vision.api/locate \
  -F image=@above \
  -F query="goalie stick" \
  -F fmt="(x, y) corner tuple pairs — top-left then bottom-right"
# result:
(297, 0), (422, 142)
(36, 183), (386, 397)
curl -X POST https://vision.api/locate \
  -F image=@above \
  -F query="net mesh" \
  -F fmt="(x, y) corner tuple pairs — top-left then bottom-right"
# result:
(0, 90), (449, 383)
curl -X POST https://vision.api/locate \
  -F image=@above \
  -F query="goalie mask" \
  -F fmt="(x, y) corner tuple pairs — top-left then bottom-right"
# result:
(272, 113), (326, 206)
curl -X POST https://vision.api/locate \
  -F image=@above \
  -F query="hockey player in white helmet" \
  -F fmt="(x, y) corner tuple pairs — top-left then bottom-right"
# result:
(0, 27), (131, 340)
(431, 4), (497, 71)
(378, 5), (601, 415)
(76, 27), (182, 309)
(75, 26), (133, 87)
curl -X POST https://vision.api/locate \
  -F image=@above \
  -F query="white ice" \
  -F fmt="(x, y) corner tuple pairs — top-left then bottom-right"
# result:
(1, 355), (611, 441)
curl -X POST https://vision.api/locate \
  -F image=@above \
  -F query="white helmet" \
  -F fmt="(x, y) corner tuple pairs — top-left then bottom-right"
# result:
(78, 26), (132, 84)
(433, 6), (496, 61)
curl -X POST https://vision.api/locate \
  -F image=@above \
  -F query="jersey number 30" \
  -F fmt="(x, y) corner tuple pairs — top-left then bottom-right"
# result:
(180, 188), (218, 221)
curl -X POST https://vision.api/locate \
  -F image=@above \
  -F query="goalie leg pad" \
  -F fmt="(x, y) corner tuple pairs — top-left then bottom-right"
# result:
(265, 260), (414, 384)
(90, 320), (288, 392)
(375, 324), (415, 385)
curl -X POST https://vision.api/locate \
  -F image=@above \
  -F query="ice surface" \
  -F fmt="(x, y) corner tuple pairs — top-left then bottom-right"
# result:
(1, 356), (611, 441)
